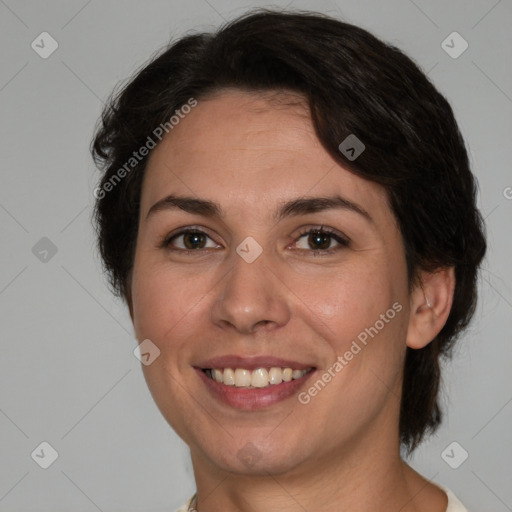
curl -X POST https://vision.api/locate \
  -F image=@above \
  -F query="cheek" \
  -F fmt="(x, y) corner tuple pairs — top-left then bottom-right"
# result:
(130, 261), (211, 439)
(131, 260), (210, 347)
(290, 260), (404, 340)
(287, 256), (409, 404)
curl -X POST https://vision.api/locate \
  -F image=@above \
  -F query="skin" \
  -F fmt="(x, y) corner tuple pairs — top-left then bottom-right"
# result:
(128, 89), (455, 511)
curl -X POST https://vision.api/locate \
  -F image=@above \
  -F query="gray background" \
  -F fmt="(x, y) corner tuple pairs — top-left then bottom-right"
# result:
(1, 0), (511, 510)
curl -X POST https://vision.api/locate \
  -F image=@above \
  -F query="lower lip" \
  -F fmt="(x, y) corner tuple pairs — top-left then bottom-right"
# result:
(195, 368), (316, 410)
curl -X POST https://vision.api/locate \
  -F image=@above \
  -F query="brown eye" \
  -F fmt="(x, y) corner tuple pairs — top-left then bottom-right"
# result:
(294, 227), (349, 254)
(182, 232), (207, 249)
(308, 231), (332, 250)
(165, 229), (219, 251)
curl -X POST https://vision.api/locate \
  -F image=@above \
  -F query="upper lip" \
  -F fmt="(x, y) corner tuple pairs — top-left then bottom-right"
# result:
(195, 355), (315, 371)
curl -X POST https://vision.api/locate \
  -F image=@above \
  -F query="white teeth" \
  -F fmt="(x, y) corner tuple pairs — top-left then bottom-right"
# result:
(207, 367), (311, 388)
(234, 368), (251, 387)
(268, 367), (283, 385)
(251, 368), (269, 388)
(223, 368), (235, 386)
(291, 369), (303, 379)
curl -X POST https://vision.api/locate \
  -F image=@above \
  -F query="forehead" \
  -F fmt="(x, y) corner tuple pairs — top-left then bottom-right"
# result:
(140, 89), (390, 222)
(149, 89), (320, 169)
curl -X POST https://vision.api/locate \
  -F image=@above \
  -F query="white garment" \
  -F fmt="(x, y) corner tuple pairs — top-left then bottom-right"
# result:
(175, 495), (194, 512)
(443, 486), (469, 512)
(174, 487), (469, 511)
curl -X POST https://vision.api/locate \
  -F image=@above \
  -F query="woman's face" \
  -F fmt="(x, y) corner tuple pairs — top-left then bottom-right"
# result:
(130, 89), (412, 475)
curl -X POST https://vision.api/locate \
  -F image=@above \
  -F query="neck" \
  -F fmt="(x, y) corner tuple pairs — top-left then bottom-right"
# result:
(188, 425), (447, 511)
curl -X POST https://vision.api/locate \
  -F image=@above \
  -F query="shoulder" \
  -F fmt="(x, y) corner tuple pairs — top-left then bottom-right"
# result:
(174, 494), (196, 512)
(444, 487), (470, 512)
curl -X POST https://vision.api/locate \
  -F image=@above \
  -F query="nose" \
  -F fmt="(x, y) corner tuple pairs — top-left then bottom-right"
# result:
(210, 249), (291, 336)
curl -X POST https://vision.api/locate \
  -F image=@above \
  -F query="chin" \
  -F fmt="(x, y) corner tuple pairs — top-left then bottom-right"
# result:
(194, 434), (311, 476)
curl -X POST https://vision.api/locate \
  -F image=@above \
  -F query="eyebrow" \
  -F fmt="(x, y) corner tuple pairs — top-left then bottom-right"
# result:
(146, 194), (373, 223)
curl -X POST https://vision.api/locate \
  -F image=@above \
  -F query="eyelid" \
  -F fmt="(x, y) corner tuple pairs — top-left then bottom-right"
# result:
(290, 225), (350, 254)
(160, 224), (350, 254)
(293, 225), (350, 244)
(160, 225), (221, 250)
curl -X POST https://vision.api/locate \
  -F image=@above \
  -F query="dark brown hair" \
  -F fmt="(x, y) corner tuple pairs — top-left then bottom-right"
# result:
(91, 9), (486, 452)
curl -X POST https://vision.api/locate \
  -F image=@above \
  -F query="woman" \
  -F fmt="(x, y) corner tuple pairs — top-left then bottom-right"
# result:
(91, 10), (486, 511)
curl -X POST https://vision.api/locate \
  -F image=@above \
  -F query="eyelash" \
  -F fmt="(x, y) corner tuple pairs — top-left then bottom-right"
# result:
(295, 226), (350, 255)
(160, 225), (350, 256)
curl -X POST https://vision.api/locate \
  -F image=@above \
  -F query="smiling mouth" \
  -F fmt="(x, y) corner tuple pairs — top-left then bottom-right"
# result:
(202, 367), (315, 389)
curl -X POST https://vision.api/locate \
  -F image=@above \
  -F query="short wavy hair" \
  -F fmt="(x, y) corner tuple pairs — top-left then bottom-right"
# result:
(91, 10), (486, 452)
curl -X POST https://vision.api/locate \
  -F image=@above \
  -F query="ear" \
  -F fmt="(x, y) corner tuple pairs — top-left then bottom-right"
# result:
(406, 267), (456, 350)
